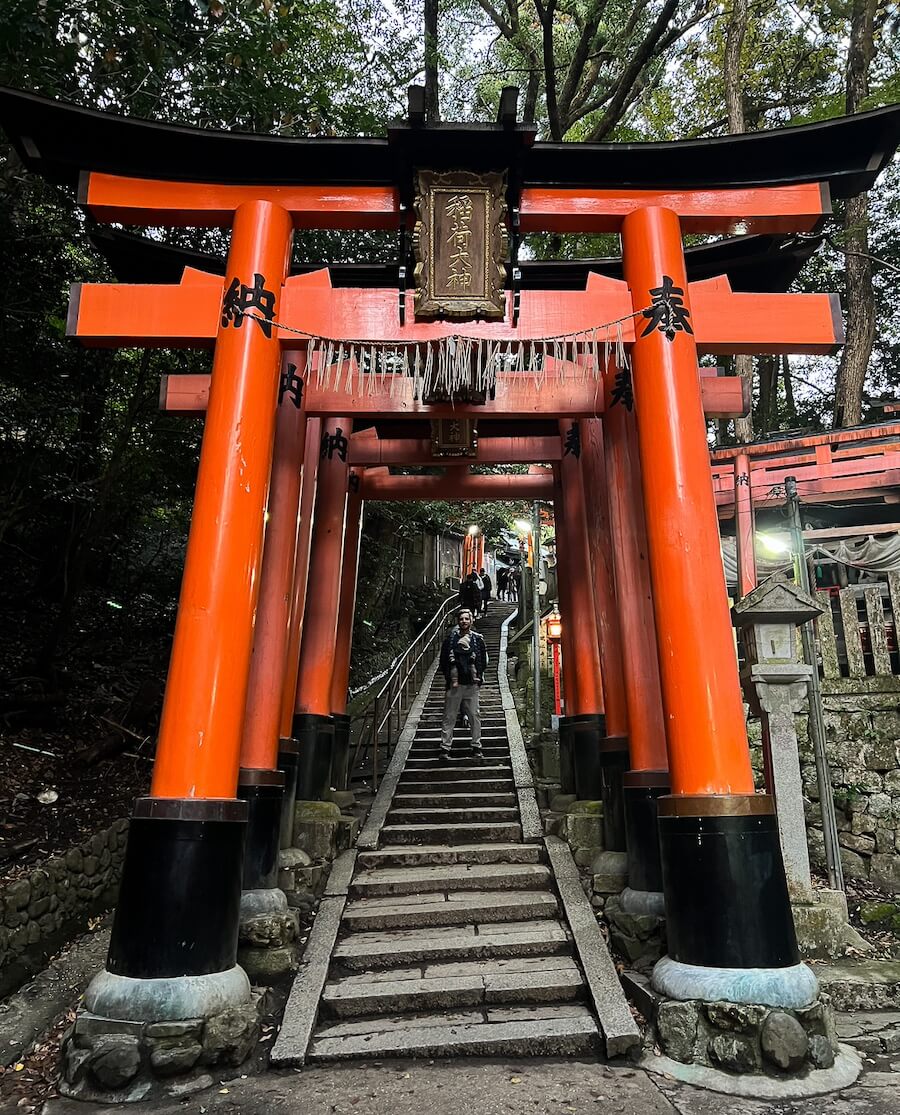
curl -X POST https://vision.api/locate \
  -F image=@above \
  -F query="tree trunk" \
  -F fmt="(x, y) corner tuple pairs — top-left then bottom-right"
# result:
(724, 0), (754, 443)
(424, 0), (440, 123)
(834, 0), (878, 427)
(782, 355), (798, 427)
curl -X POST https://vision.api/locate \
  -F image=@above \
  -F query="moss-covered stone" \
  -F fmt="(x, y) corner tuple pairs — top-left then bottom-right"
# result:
(859, 900), (900, 928)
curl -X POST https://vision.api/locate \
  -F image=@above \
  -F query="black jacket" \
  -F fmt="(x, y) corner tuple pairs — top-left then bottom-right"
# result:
(439, 627), (488, 688)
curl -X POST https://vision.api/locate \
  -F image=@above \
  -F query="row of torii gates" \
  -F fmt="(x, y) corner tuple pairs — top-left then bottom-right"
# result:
(4, 85), (900, 1027)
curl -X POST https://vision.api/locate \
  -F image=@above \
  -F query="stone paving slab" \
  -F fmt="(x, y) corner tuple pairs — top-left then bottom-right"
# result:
(357, 842), (541, 868)
(342, 890), (558, 931)
(331, 922), (572, 970)
(351, 862), (551, 897)
(307, 1009), (601, 1060)
(399, 765), (513, 781)
(386, 807), (521, 824)
(321, 963), (584, 1018)
(390, 792), (517, 808)
(379, 822), (523, 844)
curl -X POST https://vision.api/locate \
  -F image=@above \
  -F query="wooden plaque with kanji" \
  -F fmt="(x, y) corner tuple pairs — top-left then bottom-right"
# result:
(413, 170), (507, 320)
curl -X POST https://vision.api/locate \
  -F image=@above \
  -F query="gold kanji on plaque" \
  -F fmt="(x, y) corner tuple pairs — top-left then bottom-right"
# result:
(413, 170), (508, 320)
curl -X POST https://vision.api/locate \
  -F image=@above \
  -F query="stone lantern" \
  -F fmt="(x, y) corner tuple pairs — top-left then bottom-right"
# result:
(732, 574), (823, 902)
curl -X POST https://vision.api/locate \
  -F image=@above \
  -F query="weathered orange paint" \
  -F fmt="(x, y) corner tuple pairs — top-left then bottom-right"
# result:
(552, 486), (579, 715)
(476, 534), (485, 573)
(72, 273), (843, 355)
(580, 419), (628, 738)
(294, 417), (350, 717)
(329, 484), (364, 714)
(519, 183), (829, 235)
(601, 377), (668, 774)
(554, 446), (604, 714)
(359, 472), (554, 501)
(239, 353), (307, 771)
(279, 420), (321, 738)
(622, 206), (754, 797)
(80, 171), (828, 237)
(349, 435), (563, 465)
(734, 453), (757, 599)
(160, 369), (740, 420)
(82, 171), (399, 229)
(150, 200), (293, 799)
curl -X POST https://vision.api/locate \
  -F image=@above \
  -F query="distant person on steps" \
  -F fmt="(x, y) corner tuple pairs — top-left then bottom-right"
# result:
(438, 607), (488, 762)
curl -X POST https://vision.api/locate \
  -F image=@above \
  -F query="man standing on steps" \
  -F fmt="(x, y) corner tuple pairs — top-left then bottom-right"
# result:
(438, 607), (488, 763)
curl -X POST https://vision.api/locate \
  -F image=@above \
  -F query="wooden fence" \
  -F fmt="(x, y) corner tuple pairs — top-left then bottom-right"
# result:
(815, 576), (900, 679)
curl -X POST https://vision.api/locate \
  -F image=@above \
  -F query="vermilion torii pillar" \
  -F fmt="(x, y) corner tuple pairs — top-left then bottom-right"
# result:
(293, 416), (351, 801)
(579, 418), (630, 852)
(554, 433), (605, 803)
(329, 477), (364, 792)
(601, 363), (670, 910)
(277, 420), (321, 847)
(235, 353), (307, 975)
(87, 200), (294, 1023)
(622, 207), (807, 1002)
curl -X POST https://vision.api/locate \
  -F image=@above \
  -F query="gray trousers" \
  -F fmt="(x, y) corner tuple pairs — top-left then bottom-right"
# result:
(441, 684), (482, 751)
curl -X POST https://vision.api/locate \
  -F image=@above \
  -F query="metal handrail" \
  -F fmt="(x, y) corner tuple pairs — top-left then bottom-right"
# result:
(350, 592), (459, 788)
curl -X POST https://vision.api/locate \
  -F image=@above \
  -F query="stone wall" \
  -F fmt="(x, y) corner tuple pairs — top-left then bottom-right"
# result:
(0, 818), (128, 996)
(749, 676), (900, 894)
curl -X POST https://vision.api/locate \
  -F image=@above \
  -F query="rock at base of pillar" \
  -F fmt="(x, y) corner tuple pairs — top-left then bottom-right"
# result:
(277, 737), (300, 849)
(606, 891), (666, 972)
(331, 712), (352, 791)
(293, 712), (334, 801)
(623, 770), (669, 893)
(59, 984), (267, 1102)
(658, 793), (800, 970)
(238, 768), (284, 892)
(621, 886), (666, 918)
(791, 889), (872, 959)
(651, 979), (839, 1077)
(238, 887), (298, 982)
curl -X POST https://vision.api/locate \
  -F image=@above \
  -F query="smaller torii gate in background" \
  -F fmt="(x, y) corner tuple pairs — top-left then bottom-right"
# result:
(2, 84), (898, 1049)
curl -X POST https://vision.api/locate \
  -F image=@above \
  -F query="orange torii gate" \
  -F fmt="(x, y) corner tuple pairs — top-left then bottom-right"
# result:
(3, 82), (897, 1053)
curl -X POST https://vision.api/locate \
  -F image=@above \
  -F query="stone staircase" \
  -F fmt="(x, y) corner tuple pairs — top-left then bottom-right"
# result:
(272, 605), (636, 1064)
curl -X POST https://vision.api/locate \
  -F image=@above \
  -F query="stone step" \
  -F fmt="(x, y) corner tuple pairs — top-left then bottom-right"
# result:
(320, 957), (585, 1018)
(341, 890), (558, 932)
(357, 843), (543, 869)
(400, 765), (512, 781)
(395, 778), (515, 795)
(405, 744), (510, 753)
(307, 1004), (600, 1061)
(332, 922), (572, 970)
(391, 792), (516, 809)
(380, 821), (522, 844)
(351, 862), (552, 897)
(388, 807), (520, 825)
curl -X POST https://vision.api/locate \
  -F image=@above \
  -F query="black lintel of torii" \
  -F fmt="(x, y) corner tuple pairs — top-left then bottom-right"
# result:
(88, 225), (823, 295)
(0, 84), (899, 199)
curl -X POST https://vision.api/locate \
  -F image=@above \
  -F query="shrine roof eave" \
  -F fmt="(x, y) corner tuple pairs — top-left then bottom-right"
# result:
(2, 86), (900, 200)
(89, 226), (822, 294)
